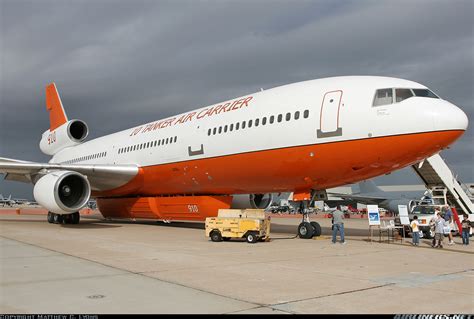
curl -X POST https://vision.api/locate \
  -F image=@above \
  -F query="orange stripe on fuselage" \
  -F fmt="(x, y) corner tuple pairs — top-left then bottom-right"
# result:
(94, 130), (464, 198)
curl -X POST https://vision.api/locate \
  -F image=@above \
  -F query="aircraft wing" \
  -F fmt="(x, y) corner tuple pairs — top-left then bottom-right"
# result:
(327, 192), (387, 205)
(0, 157), (138, 191)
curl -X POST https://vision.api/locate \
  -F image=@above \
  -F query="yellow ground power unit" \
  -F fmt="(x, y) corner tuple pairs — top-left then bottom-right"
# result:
(205, 209), (271, 243)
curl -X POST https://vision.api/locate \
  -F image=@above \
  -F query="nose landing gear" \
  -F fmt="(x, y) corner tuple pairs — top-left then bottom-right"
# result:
(297, 214), (322, 239)
(296, 193), (323, 239)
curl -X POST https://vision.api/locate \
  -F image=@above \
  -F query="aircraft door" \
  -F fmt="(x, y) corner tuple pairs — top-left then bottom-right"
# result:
(317, 90), (343, 138)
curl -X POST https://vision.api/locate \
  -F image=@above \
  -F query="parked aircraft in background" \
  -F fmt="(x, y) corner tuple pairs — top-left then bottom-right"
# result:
(328, 180), (426, 213)
(0, 194), (35, 206)
(0, 76), (468, 239)
(0, 194), (15, 206)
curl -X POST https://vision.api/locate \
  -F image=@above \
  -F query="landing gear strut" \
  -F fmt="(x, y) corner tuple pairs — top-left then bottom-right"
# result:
(296, 196), (322, 239)
(47, 212), (80, 224)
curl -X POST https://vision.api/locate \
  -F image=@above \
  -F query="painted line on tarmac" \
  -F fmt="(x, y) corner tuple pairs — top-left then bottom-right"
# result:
(269, 282), (395, 311)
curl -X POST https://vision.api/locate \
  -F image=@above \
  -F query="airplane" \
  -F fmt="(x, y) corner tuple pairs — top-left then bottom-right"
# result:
(328, 180), (426, 213)
(0, 76), (468, 239)
(0, 194), (16, 206)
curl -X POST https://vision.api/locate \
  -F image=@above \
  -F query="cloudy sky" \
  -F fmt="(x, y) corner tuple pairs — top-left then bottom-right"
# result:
(1, 0), (473, 199)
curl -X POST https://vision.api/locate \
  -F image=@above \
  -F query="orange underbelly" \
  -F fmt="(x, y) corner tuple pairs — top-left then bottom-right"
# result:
(95, 130), (463, 197)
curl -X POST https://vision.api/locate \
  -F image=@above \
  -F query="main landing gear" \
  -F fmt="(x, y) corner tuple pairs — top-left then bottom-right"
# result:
(297, 200), (322, 239)
(47, 212), (80, 224)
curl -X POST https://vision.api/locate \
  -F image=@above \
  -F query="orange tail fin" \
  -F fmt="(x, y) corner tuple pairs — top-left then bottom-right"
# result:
(45, 83), (68, 131)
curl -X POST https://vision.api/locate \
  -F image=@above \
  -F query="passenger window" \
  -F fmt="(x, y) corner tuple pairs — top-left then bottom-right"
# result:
(270, 115), (275, 124)
(373, 88), (393, 106)
(242, 121), (246, 129)
(248, 120), (253, 128)
(277, 114), (282, 122)
(224, 125), (228, 133)
(230, 123), (234, 131)
(295, 111), (300, 120)
(304, 110), (309, 118)
(236, 122), (240, 130)
(286, 112), (291, 121)
(166, 138), (169, 144)
(396, 89), (414, 102)
(213, 127), (217, 135)
(158, 140), (161, 146)
(161, 139), (165, 145)
(208, 129), (211, 136)
(218, 127), (222, 134)
(262, 117), (267, 125)
(174, 136), (177, 143)
(255, 119), (259, 127)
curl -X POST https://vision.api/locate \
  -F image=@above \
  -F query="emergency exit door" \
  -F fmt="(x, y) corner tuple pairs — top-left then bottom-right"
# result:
(317, 90), (343, 138)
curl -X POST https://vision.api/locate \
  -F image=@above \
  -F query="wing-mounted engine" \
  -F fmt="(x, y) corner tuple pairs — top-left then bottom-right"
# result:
(33, 170), (91, 214)
(231, 193), (274, 209)
(39, 119), (89, 155)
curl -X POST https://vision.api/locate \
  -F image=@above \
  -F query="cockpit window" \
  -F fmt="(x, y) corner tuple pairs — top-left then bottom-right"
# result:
(395, 88), (413, 102)
(373, 88), (393, 106)
(412, 89), (439, 99)
(373, 87), (440, 107)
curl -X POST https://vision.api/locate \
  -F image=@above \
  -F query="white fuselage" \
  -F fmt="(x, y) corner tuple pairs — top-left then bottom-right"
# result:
(49, 76), (468, 196)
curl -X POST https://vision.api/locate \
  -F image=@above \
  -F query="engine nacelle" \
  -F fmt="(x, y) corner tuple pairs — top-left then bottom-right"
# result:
(231, 193), (274, 210)
(39, 119), (89, 155)
(34, 171), (91, 214)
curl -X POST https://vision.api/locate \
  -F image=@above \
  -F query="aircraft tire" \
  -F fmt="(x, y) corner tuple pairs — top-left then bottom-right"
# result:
(71, 212), (80, 224)
(47, 212), (54, 224)
(298, 222), (314, 239)
(61, 214), (70, 224)
(310, 221), (322, 237)
(53, 213), (62, 224)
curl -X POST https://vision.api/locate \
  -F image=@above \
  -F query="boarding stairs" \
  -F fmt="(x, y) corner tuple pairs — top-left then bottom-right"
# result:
(412, 153), (474, 215)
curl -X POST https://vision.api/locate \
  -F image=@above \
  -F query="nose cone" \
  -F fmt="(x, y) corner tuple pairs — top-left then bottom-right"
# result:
(433, 101), (468, 132)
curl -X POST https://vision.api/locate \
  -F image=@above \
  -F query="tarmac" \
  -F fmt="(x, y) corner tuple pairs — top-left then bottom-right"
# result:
(0, 208), (473, 314)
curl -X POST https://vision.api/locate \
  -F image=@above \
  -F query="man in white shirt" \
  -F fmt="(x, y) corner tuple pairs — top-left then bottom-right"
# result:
(410, 216), (420, 246)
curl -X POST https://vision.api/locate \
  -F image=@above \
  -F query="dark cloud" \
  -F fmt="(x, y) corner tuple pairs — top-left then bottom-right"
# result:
(1, 0), (473, 198)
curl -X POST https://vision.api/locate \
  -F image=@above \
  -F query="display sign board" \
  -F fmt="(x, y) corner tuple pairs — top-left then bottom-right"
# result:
(398, 205), (410, 225)
(367, 205), (380, 226)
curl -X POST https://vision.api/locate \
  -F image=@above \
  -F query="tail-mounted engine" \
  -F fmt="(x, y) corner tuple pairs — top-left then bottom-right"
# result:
(33, 170), (91, 214)
(39, 120), (88, 155)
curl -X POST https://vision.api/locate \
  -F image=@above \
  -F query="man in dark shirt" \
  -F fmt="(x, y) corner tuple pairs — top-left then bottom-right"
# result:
(461, 214), (471, 245)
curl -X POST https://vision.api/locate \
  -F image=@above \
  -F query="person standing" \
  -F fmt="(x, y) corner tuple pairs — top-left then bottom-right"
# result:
(434, 212), (445, 248)
(461, 214), (471, 246)
(443, 206), (455, 245)
(429, 214), (437, 247)
(410, 216), (420, 246)
(332, 206), (345, 244)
